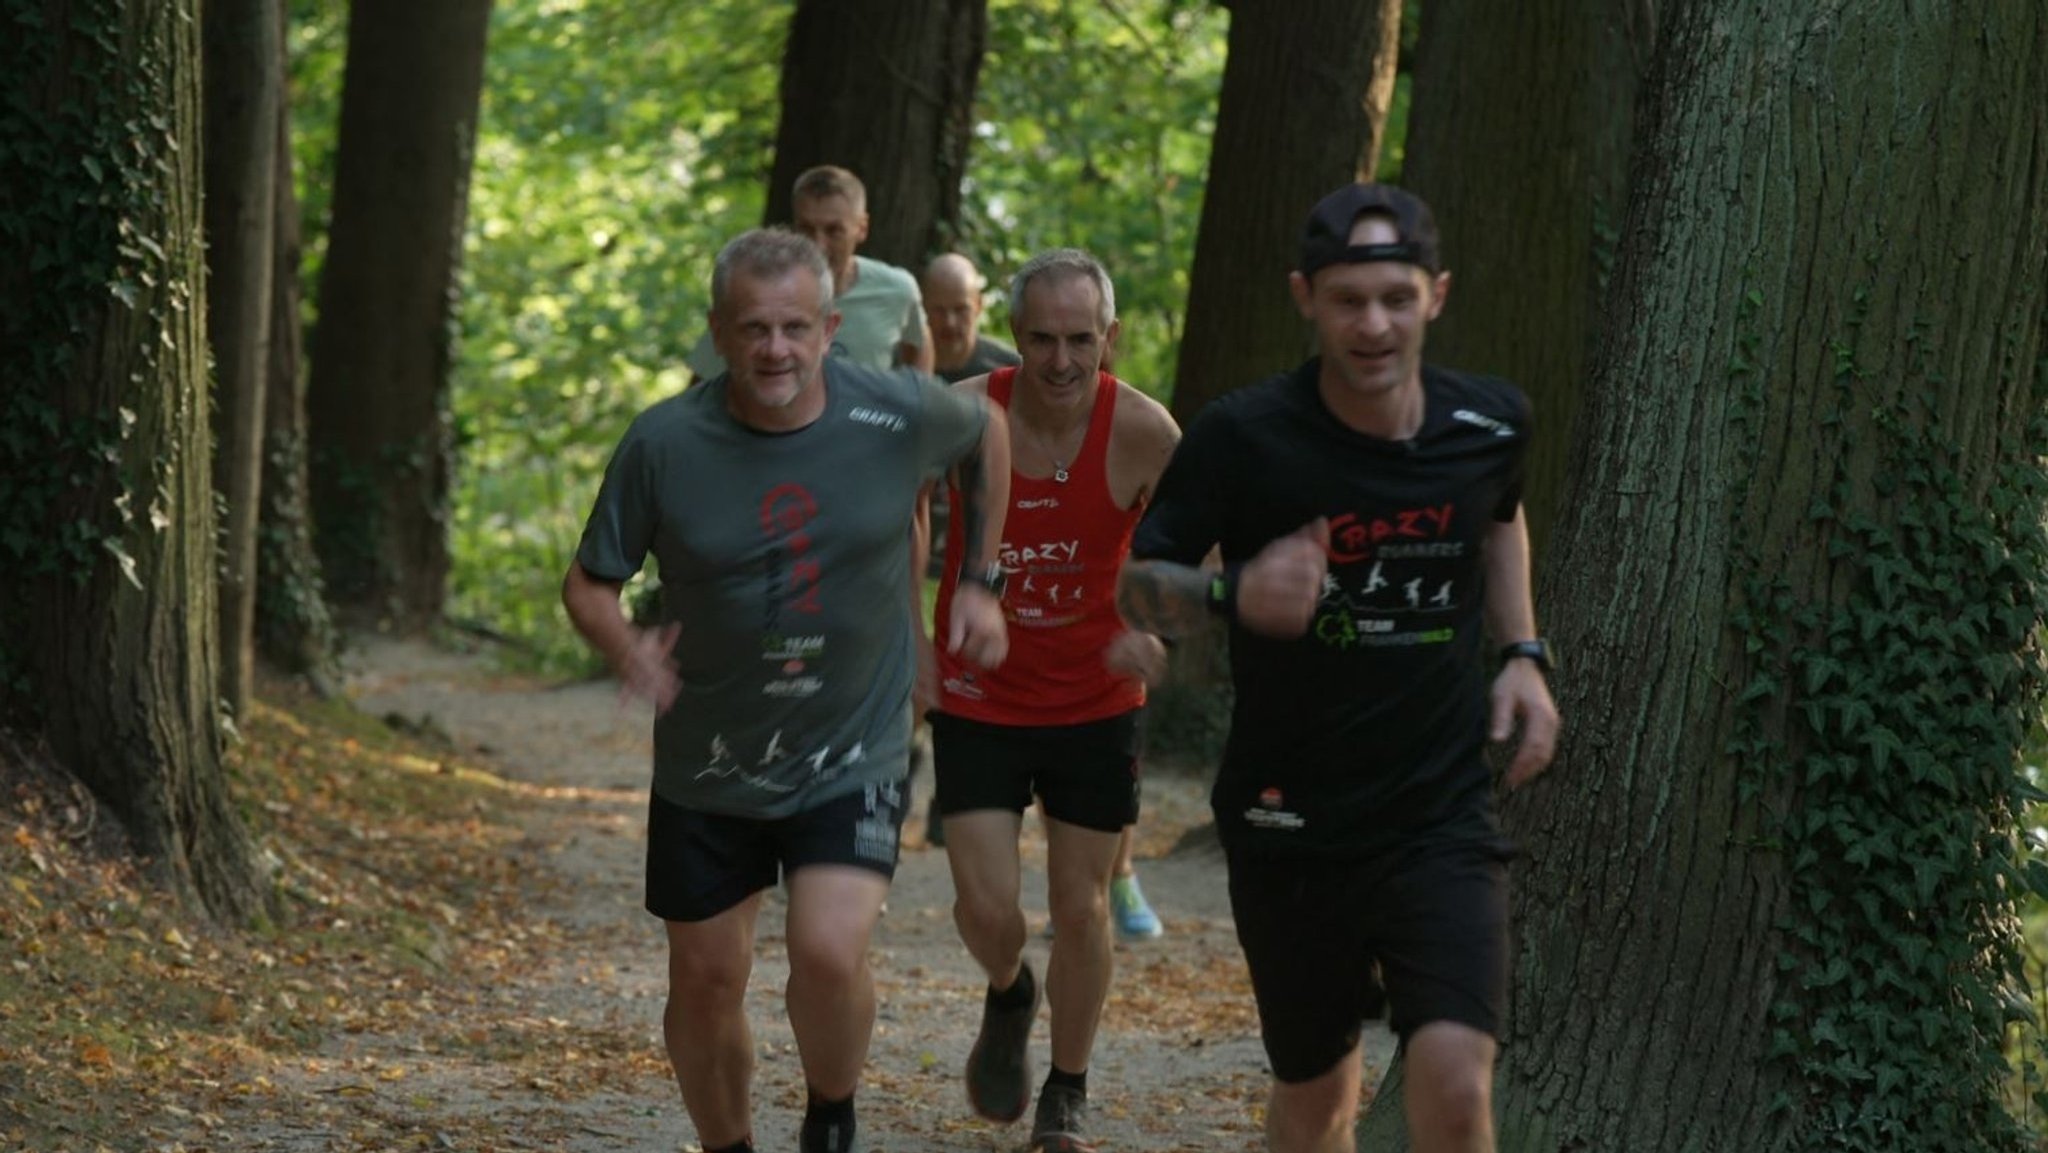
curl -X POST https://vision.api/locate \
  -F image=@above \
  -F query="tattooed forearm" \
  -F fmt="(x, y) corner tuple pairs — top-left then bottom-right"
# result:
(950, 448), (989, 567)
(1115, 560), (1216, 639)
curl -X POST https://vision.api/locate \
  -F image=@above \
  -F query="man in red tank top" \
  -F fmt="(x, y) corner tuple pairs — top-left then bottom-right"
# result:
(928, 250), (1182, 1153)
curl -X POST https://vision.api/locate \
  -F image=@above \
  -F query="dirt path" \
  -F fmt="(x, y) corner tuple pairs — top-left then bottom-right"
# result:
(310, 631), (1391, 1151)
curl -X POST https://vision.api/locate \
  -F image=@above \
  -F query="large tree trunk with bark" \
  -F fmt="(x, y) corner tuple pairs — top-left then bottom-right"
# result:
(1397, 0), (1655, 554)
(1148, 0), (1401, 758)
(306, 0), (493, 629)
(257, 0), (336, 682)
(204, 0), (283, 717)
(1364, 6), (2048, 1149)
(1165, 0), (1402, 427)
(764, 0), (988, 265)
(0, 0), (268, 923)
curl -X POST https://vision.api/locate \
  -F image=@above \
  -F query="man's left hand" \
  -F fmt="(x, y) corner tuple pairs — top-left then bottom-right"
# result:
(1489, 661), (1559, 788)
(1104, 630), (1169, 687)
(947, 584), (1009, 669)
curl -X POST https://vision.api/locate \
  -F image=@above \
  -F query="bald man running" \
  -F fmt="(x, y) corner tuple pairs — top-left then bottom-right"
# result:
(924, 253), (1022, 384)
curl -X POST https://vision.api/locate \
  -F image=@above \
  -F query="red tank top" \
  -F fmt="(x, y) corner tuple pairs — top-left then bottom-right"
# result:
(935, 368), (1146, 726)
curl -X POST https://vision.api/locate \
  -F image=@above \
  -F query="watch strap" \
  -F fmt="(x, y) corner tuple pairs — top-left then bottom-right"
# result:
(1498, 639), (1554, 674)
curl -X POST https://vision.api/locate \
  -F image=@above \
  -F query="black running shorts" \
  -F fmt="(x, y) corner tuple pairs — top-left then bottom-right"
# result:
(644, 782), (907, 923)
(1226, 837), (1511, 1083)
(928, 709), (1143, 834)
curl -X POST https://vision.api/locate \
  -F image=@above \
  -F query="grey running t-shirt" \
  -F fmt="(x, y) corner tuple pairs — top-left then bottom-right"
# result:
(687, 255), (925, 377)
(576, 360), (986, 817)
(936, 335), (1022, 384)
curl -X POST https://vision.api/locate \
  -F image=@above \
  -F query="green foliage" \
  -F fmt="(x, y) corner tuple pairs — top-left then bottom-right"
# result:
(281, 0), (1230, 670)
(446, 0), (791, 671)
(1725, 293), (2048, 1149)
(0, 0), (181, 715)
(959, 0), (1226, 397)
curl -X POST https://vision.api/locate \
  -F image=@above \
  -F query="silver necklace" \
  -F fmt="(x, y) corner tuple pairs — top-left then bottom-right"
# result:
(1019, 419), (1080, 484)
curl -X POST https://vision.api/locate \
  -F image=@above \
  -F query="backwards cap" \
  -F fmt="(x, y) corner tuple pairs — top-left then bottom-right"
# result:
(1298, 183), (1442, 277)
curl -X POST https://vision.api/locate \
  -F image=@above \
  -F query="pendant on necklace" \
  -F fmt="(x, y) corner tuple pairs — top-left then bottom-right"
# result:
(1052, 464), (1069, 484)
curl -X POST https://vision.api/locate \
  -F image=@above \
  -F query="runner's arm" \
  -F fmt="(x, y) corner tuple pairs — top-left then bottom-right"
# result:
(1482, 509), (1558, 786)
(563, 560), (681, 712)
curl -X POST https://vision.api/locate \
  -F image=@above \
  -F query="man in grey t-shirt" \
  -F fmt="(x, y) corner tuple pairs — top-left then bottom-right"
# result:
(564, 228), (1012, 1153)
(687, 166), (932, 380)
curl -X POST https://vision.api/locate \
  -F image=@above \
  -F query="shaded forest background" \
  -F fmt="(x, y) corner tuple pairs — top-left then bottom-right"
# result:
(275, 0), (1411, 672)
(6, 1), (2048, 1150)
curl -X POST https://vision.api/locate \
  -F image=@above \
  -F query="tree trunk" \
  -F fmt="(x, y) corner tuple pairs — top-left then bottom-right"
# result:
(257, 0), (336, 682)
(764, 0), (988, 266)
(1165, 0), (1402, 427)
(1382, 7), (2048, 1150)
(204, 0), (283, 717)
(1148, 0), (1401, 760)
(306, 0), (493, 629)
(0, 0), (267, 924)
(1396, 0), (1655, 556)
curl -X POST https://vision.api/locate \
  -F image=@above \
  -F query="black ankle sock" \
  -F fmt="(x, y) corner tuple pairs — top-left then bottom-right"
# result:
(805, 1091), (856, 1126)
(705, 1140), (754, 1153)
(988, 962), (1036, 1011)
(1045, 1064), (1087, 1095)
(802, 1093), (857, 1153)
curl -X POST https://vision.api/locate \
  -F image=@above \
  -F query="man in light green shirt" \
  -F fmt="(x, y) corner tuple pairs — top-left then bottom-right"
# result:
(688, 165), (931, 379)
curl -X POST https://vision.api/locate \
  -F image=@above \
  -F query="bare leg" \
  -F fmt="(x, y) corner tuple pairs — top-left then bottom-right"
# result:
(1403, 1022), (1496, 1153)
(1266, 1043), (1362, 1153)
(945, 809), (1030, 986)
(662, 893), (765, 1148)
(783, 864), (892, 1101)
(1041, 816), (1120, 1074)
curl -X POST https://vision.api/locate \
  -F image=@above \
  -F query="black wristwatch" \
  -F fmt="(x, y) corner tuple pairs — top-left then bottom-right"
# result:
(959, 562), (1008, 597)
(1499, 639), (1556, 675)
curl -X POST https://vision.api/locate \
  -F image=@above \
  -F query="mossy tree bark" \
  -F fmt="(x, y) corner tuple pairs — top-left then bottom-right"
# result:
(764, 0), (988, 266)
(1164, 0), (1402, 428)
(1362, 5), (2048, 1149)
(1397, 0), (1656, 555)
(203, 0), (283, 716)
(306, 0), (493, 629)
(256, 0), (335, 681)
(2, 0), (268, 924)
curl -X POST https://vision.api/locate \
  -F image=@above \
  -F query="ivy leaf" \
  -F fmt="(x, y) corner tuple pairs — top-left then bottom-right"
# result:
(1862, 725), (1905, 774)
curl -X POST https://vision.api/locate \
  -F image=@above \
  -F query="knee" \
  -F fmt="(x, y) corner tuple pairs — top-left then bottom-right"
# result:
(1413, 1067), (1491, 1139)
(1266, 1090), (1351, 1151)
(952, 890), (1019, 948)
(787, 929), (867, 992)
(667, 952), (748, 1018)
(1267, 1065), (1359, 1152)
(1046, 881), (1107, 937)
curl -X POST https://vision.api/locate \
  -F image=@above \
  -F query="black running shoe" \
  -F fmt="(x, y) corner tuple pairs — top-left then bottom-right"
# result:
(1029, 1082), (1094, 1151)
(965, 961), (1039, 1123)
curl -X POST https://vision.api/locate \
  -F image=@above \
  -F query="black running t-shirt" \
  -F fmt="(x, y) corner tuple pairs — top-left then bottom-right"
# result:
(1132, 360), (1532, 858)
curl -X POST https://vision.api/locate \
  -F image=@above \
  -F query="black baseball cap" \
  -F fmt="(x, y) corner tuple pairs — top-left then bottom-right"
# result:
(1298, 183), (1442, 278)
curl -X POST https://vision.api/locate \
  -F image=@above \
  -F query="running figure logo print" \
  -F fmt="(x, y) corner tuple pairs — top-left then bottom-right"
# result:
(1315, 501), (1467, 651)
(689, 479), (869, 792)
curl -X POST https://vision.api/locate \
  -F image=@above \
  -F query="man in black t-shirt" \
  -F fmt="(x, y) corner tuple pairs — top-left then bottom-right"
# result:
(1117, 184), (1560, 1153)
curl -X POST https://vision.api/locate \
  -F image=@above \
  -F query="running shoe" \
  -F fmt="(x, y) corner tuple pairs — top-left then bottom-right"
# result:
(965, 961), (1038, 1123)
(1029, 1082), (1096, 1152)
(1110, 873), (1163, 940)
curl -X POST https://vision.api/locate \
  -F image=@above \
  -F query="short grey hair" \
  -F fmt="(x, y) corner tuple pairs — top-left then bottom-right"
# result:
(793, 165), (866, 212)
(711, 228), (835, 315)
(1009, 248), (1115, 332)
